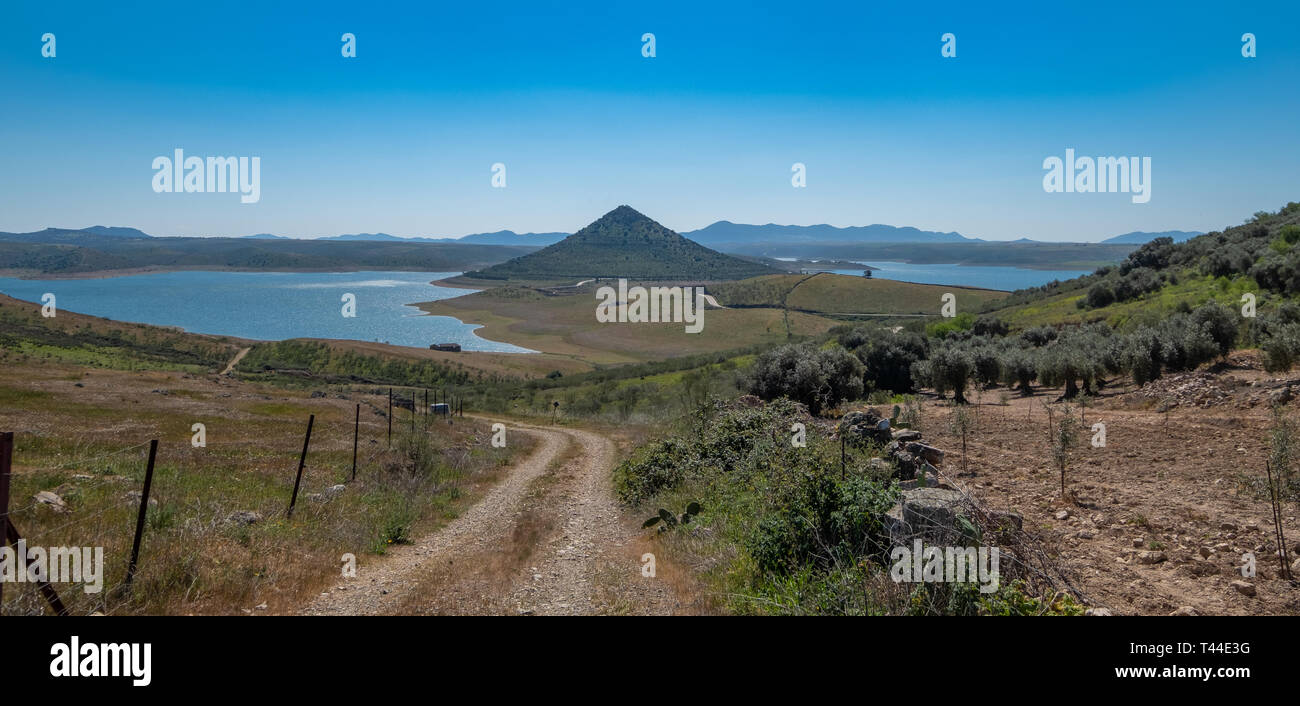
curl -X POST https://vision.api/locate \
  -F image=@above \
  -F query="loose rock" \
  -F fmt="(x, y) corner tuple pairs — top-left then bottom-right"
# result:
(32, 490), (68, 513)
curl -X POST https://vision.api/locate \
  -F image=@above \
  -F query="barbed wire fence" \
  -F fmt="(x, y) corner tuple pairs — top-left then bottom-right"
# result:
(0, 385), (471, 616)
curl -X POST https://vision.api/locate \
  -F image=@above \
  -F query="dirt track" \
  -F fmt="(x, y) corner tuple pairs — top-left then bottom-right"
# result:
(302, 418), (681, 615)
(219, 347), (249, 376)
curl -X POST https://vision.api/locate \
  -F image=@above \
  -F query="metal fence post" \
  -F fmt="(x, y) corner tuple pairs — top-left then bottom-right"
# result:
(287, 414), (315, 518)
(351, 403), (359, 482)
(124, 439), (158, 591)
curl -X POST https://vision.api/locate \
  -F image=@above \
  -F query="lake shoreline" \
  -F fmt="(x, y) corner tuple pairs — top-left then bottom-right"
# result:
(823, 260), (1089, 291)
(0, 265), (484, 281)
(0, 269), (540, 354)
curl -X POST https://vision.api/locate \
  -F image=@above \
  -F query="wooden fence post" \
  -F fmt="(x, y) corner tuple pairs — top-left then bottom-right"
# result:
(387, 388), (392, 447)
(124, 439), (158, 591)
(287, 414), (315, 518)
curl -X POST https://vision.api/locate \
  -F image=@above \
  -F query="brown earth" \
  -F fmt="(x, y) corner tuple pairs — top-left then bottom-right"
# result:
(302, 418), (693, 616)
(910, 356), (1300, 616)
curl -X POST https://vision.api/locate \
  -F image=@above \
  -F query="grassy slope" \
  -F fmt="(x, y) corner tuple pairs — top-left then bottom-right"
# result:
(0, 293), (243, 371)
(985, 203), (1300, 330)
(418, 285), (838, 365)
(988, 272), (1261, 331)
(0, 291), (541, 615)
(0, 358), (531, 615)
(712, 272), (1006, 315)
(309, 339), (592, 379)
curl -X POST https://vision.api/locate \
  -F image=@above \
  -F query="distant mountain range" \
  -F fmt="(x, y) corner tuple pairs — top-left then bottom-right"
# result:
(5, 224), (1206, 247)
(462, 206), (776, 281)
(80, 225), (153, 238)
(680, 221), (974, 247)
(312, 230), (570, 245)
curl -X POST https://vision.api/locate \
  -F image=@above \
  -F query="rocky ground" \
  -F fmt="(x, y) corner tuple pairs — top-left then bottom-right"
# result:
(905, 354), (1300, 616)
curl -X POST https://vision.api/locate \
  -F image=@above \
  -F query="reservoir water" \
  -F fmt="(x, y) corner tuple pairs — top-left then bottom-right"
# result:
(0, 270), (533, 352)
(818, 261), (1090, 290)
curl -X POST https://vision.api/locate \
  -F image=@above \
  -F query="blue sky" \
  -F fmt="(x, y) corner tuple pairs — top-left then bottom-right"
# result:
(1, 0), (1297, 241)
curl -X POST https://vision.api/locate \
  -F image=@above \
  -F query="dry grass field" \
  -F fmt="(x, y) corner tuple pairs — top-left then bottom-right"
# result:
(417, 284), (840, 365)
(0, 358), (531, 615)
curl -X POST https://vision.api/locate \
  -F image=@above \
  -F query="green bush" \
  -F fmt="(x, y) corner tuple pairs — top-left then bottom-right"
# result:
(845, 329), (928, 394)
(613, 437), (695, 505)
(747, 343), (864, 414)
(747, 472), (897, 575)
(925, 312), (976, 339)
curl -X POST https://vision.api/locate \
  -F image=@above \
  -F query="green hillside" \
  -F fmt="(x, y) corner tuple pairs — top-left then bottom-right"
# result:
(461, 205), (777, 282)
(712, 272), (1006, 315)
(986, 201), (1300, 330)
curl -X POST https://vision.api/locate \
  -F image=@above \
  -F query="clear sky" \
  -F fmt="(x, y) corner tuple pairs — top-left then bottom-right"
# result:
(1, 0), (1297, 241)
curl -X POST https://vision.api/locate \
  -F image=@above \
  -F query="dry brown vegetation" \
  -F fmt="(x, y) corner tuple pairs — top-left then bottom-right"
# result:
(417, 284), (838, 365)
(0, 359), (531, 615)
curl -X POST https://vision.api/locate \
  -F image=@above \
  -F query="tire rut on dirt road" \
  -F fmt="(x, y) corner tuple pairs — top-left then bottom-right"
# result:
(301, 419), (680, 616)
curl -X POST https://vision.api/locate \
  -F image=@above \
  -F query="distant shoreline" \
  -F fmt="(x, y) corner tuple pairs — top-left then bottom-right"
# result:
(0, 269), (542, 356)
(0, 265), (471, 281)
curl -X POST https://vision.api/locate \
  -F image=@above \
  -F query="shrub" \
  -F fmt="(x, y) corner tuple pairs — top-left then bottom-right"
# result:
(747, 343), (864, 414)
(973, 316), (1009, 336)
(1189, 302), (1238, 357)
(1020, 326), (1058, 347)
(1084, 283), (1115, 309)
(748, 472), (897, 575)
(1120, 237), (1174, 273)
(1261, 324), (1300, 372)
(1203, 244), (1253, 278)
(926, 312), (976, 339)
(854, 331), (928, 394)
(613, 437), (695, 505)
